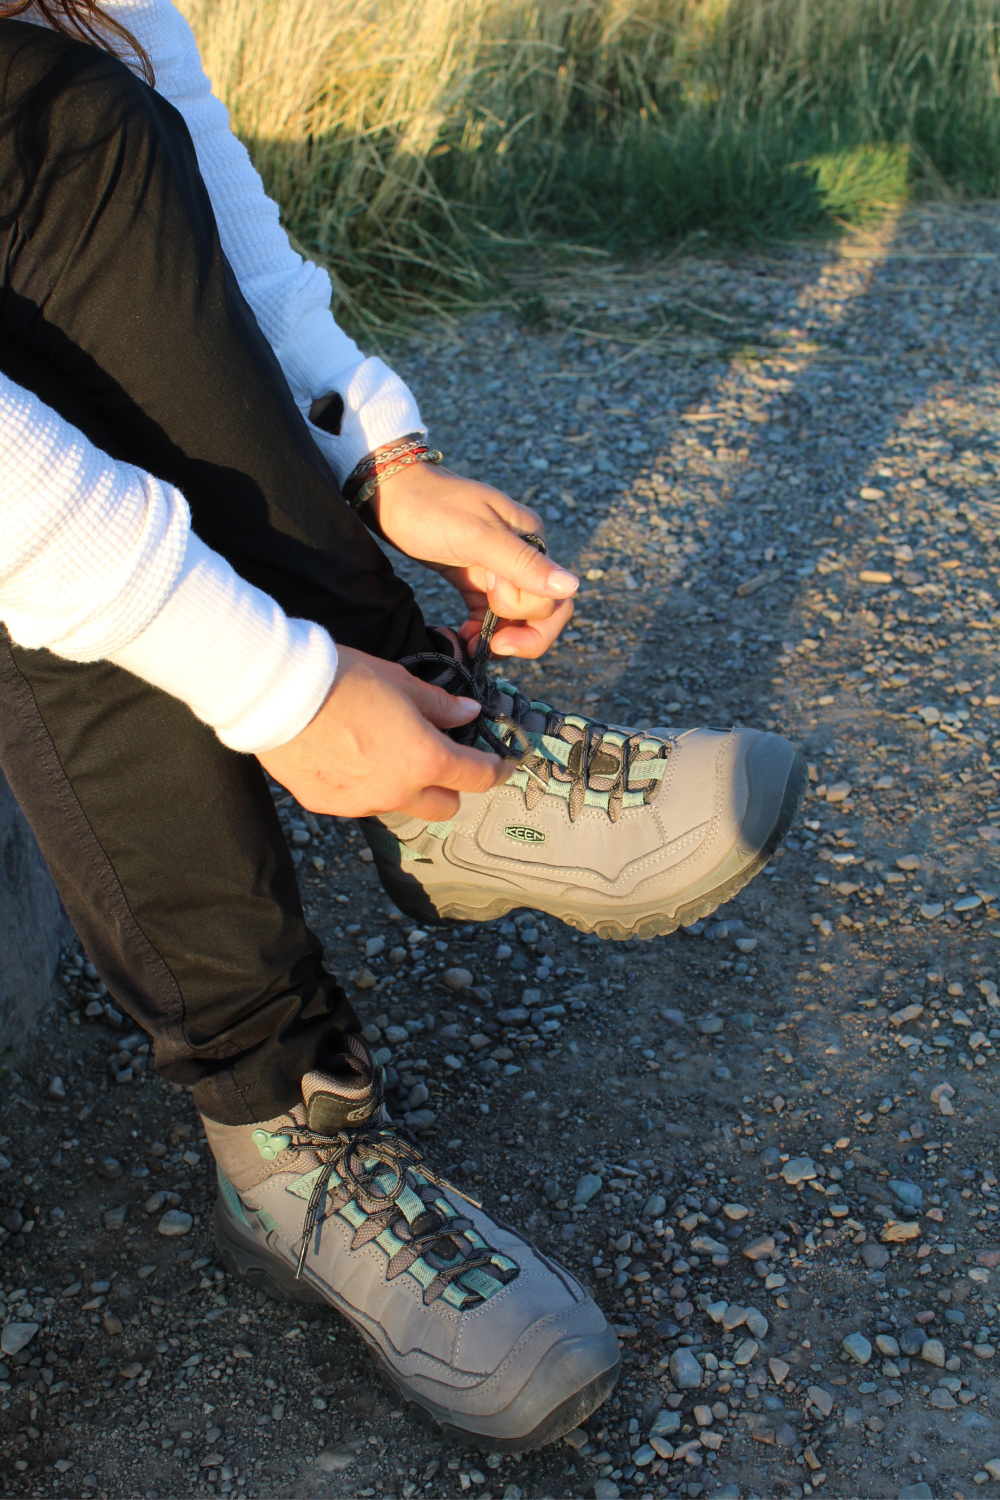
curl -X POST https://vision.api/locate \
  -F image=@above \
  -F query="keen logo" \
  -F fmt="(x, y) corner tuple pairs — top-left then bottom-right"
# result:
(504, 824), (546, 844)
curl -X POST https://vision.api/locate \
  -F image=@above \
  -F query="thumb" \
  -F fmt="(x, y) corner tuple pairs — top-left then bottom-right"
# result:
(402, 673), (482, 731)
(483, 531), (579, 601)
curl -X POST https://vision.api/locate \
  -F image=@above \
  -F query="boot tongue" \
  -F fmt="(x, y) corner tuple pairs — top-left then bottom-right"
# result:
(301, 1039), (381, 1135)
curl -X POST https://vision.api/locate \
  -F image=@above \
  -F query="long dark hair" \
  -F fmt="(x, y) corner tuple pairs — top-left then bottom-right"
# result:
(1, 0), (154, 82)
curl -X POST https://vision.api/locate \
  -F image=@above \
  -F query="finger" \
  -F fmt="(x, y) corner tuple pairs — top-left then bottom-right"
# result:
(397, 786), (460, 821)
(425, 736), (508, 795)
(399, 672), (482, 730)
(480, 531), (578, 602)
(490, 599), (575, 658)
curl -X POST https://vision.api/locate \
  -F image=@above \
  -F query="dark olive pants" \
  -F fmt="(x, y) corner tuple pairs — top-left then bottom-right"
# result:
(0, 20), (431, 1123)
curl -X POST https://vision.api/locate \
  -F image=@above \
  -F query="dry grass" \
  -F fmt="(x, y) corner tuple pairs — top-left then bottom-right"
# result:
(178, 0), (1000, 322)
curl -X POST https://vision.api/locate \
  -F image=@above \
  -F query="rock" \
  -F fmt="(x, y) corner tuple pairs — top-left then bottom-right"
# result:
(780, 1157), (817, 1185)
(643, 1193), (667, 1219)
(569, 1170), (602, 1206)
(96, 1157), (123, 1180)
(0, 1323), (37, 1356)
(352, 968), (377, 990)
(705, 1300), (728, 1323)
(722, 1304), (748, 1330)
(881, 1219), (920, 1243)
(896, 854), (921, 871)
(697, 1015), (723, 1035)
(977, 1250), (1000, 1269)
(593, 1481), (620, 1500)
(920, 1338), (946, 1367)
(889, 1179), (923, 1210)
(842, 1332), (872, 1365)
(102, 1313), (122, 1335)
(889, 1005), (924, 1026)
(649, 1409), (681, 1438)
(759, 1146), (781, 1170)
(403, 1109), (436, 1133)
(807, 1385), (833, 1418)
(985, 1460), (1000, 1482)
(861, 1243), (890, 1270)
(723, 1203), (749, 1220)
(743, 1234), (776, 1260)
(746, 1307), (769, 1339)
(316, 1447), (357, 1473)
(900, 1327), (925, 1357)
(974, 1344), (997, 1359)
(443, 968), (474, 992)
(158, 1209), (193, 1237)
(669, 1348), (703, 1389)
(47, 1075), (65, 1100)
(769, 1357), (790, 1384)
(632, 1443), (656, 1467)
(103, 1205), (126, 1230)
(734, 1338), (759, 1366)
(876, 1335), (900, 1357)
(898, 1485), (933, 1500)
(929, 1388), (957, 1409)
(691, 1234), (728, 1256)
(364, 936), (385, 959)
(144, 1192), (166, 1215)
(497, 1007), (530, 1025)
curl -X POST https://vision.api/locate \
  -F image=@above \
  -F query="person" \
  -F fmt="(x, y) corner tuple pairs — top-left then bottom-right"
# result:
(0, 0), (805, 1448)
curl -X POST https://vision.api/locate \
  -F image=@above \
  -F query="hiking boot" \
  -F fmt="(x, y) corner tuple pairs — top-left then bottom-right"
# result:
(206, 1044), (620, 1450)
(360, 630), (806, 939)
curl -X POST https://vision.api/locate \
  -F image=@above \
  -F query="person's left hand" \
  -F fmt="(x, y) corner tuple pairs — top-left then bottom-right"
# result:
(365, 459), (579, 659)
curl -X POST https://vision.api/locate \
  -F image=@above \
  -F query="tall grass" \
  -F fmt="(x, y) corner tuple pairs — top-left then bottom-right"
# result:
(179, 0), (1000, 317)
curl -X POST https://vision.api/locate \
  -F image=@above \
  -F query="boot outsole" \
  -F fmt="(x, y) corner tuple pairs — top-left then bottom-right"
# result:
(214, 1197), (620, 1452)
(368, 745), (808, 940)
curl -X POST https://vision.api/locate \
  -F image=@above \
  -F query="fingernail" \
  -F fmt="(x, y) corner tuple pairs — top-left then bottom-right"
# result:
(484, 570), (496, 590)
(458, 697), (481, 715)
(493, 645), (516, 657)
(549, 567), (579, 595)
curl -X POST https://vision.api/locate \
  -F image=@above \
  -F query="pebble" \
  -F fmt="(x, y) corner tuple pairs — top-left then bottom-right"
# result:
(861, 1243), (890, 1270)
(842, 1332), (872, 1365)
(807, 1385), (834, 1417)
(723, 1203), (749, 1220)
(881, 1219), (920, 1243)
(443, 968), (474, 992)
(929, 1388), (957, 1409)
(985, 1460), (1000, 1481)
(734, 1339), (759, 1366)
(102, 1313), (123, 1336)
(743, 1234), (776, 1260)
(47, 1076), (65, 1100)
(650, 1409), (681, 1438)
(769, 1357), (790, 1384)
(0, 1323), (37, 1356)
(898, 1485), (934, 1500)
(642, 1192), (667, 1219)
(920, 1338), (946, 1368)
(889, 1178), (923, 1210)
(364, 936), (385, 959)
(593, 1481), (620, 1500)
(573, 1174), (604, 1205)
(95, 1156), (123, 1180)
(103, 1206), (126, 1230)
(158, 1209), (193, 1237)
(876, 1335), (901, 1357)
(745, 1307), (768, 1338)
(669, 1348), (703, 1389)
(780, 1157), (816, 1185)
(316, 1446), (357, 1472)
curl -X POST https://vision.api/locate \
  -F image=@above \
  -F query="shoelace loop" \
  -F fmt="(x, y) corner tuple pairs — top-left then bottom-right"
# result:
(281, 1120), (517, 1305)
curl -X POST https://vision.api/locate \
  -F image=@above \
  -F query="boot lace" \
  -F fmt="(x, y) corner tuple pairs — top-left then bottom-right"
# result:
(277, 1119), (519, 1308)
(401, 537), (671, 824)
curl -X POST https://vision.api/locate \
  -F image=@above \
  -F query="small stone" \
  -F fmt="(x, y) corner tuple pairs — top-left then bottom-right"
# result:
(96, 1157), (123, 1180)
(881, 1220), (920, 1243)
(697, 1015), (724, 1035)
(974, 1344), (996, 1360)
(649, 1409), (681, 1438)
(733, 1338), (759, 1366)
(563, 1429), (589, 1451)
(144, 1192), (166, 1214)
(407, 1083), (429, 1110)
(780, 1156), (817, 1185)
(920, 1338), (946, 1367)
(642, 1193), (667, 1219)
(876, 1335), (900, 1358)
(443, 968), (474, 992)
(593, 1481), (620, 1500)
(985, 1460), (1000, 1481)
(158, 1210), (193, 1237)
(861, 1242), (890, 1270)
(632, 1443), (657, 1468)
(842, 1332), (872, 1365)
(693, 1404), (713, 1426)
(364, 936), (385, 959)
(734, 937), (757, 954)
(898, 1485), (934, 1500)
(669, 1348), (703, 1389)
(746, 1307), (769, 1339)
(769, 1357), (791, 1384)
(569, 1170), (602, 1206)
(889, 1179), (923, 1210)
(691, 1233), (728, 1256)
(102, 1313), (123, 1336)
(403, 1109), (436, 1133)
(0, 1323), (37, 1356)
(53, 1460), (72, 1474)
(119, 1361), (143, 1380)
(352, 968), (377, 990)
(723, 1203), (749, 1220)
(930, 1388), (957, 1409)
(722, 1304), (749, 1330)
(47, 1076), (66, 1100)
(806, 1383), (834, 1417)
(705, 1300), (728, 1323)
(743, 1234), (776, 1260)
(316, 1447), (357, 1473)
(103, 1205), (126, 1230)
(896, 854), (921, 871)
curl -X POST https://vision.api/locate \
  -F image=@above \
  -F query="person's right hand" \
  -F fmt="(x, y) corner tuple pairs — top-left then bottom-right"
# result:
(256, 645), (507, 821)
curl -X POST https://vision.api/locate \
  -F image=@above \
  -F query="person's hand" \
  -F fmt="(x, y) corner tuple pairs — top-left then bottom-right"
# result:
(256, 645), (507, 820)
(368, 460), (579, 658)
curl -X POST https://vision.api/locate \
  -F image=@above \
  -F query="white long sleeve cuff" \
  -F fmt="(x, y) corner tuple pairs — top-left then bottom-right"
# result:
(109, 532), (338, 753)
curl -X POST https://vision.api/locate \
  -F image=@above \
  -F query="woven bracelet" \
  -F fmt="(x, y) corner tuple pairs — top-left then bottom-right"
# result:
(342, 432), (428, 505)
(349, 447), (443, 509)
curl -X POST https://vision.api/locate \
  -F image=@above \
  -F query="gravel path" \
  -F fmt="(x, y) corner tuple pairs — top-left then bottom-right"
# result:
(3, 203), (1000, 1500)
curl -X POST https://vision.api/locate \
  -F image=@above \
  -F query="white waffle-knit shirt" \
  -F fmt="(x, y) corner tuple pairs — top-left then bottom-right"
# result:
(0, 0), (424, 752)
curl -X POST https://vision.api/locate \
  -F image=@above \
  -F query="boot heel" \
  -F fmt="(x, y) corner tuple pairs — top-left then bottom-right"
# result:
(213, 1195), (325, 1307)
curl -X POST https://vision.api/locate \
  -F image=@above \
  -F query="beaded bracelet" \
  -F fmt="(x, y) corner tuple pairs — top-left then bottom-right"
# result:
(342, 432), (442, 508)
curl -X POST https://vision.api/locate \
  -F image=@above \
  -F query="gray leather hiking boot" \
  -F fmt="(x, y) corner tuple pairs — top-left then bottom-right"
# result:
(206, 1045), (619, 1450)
(360, 632), (806, 940)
